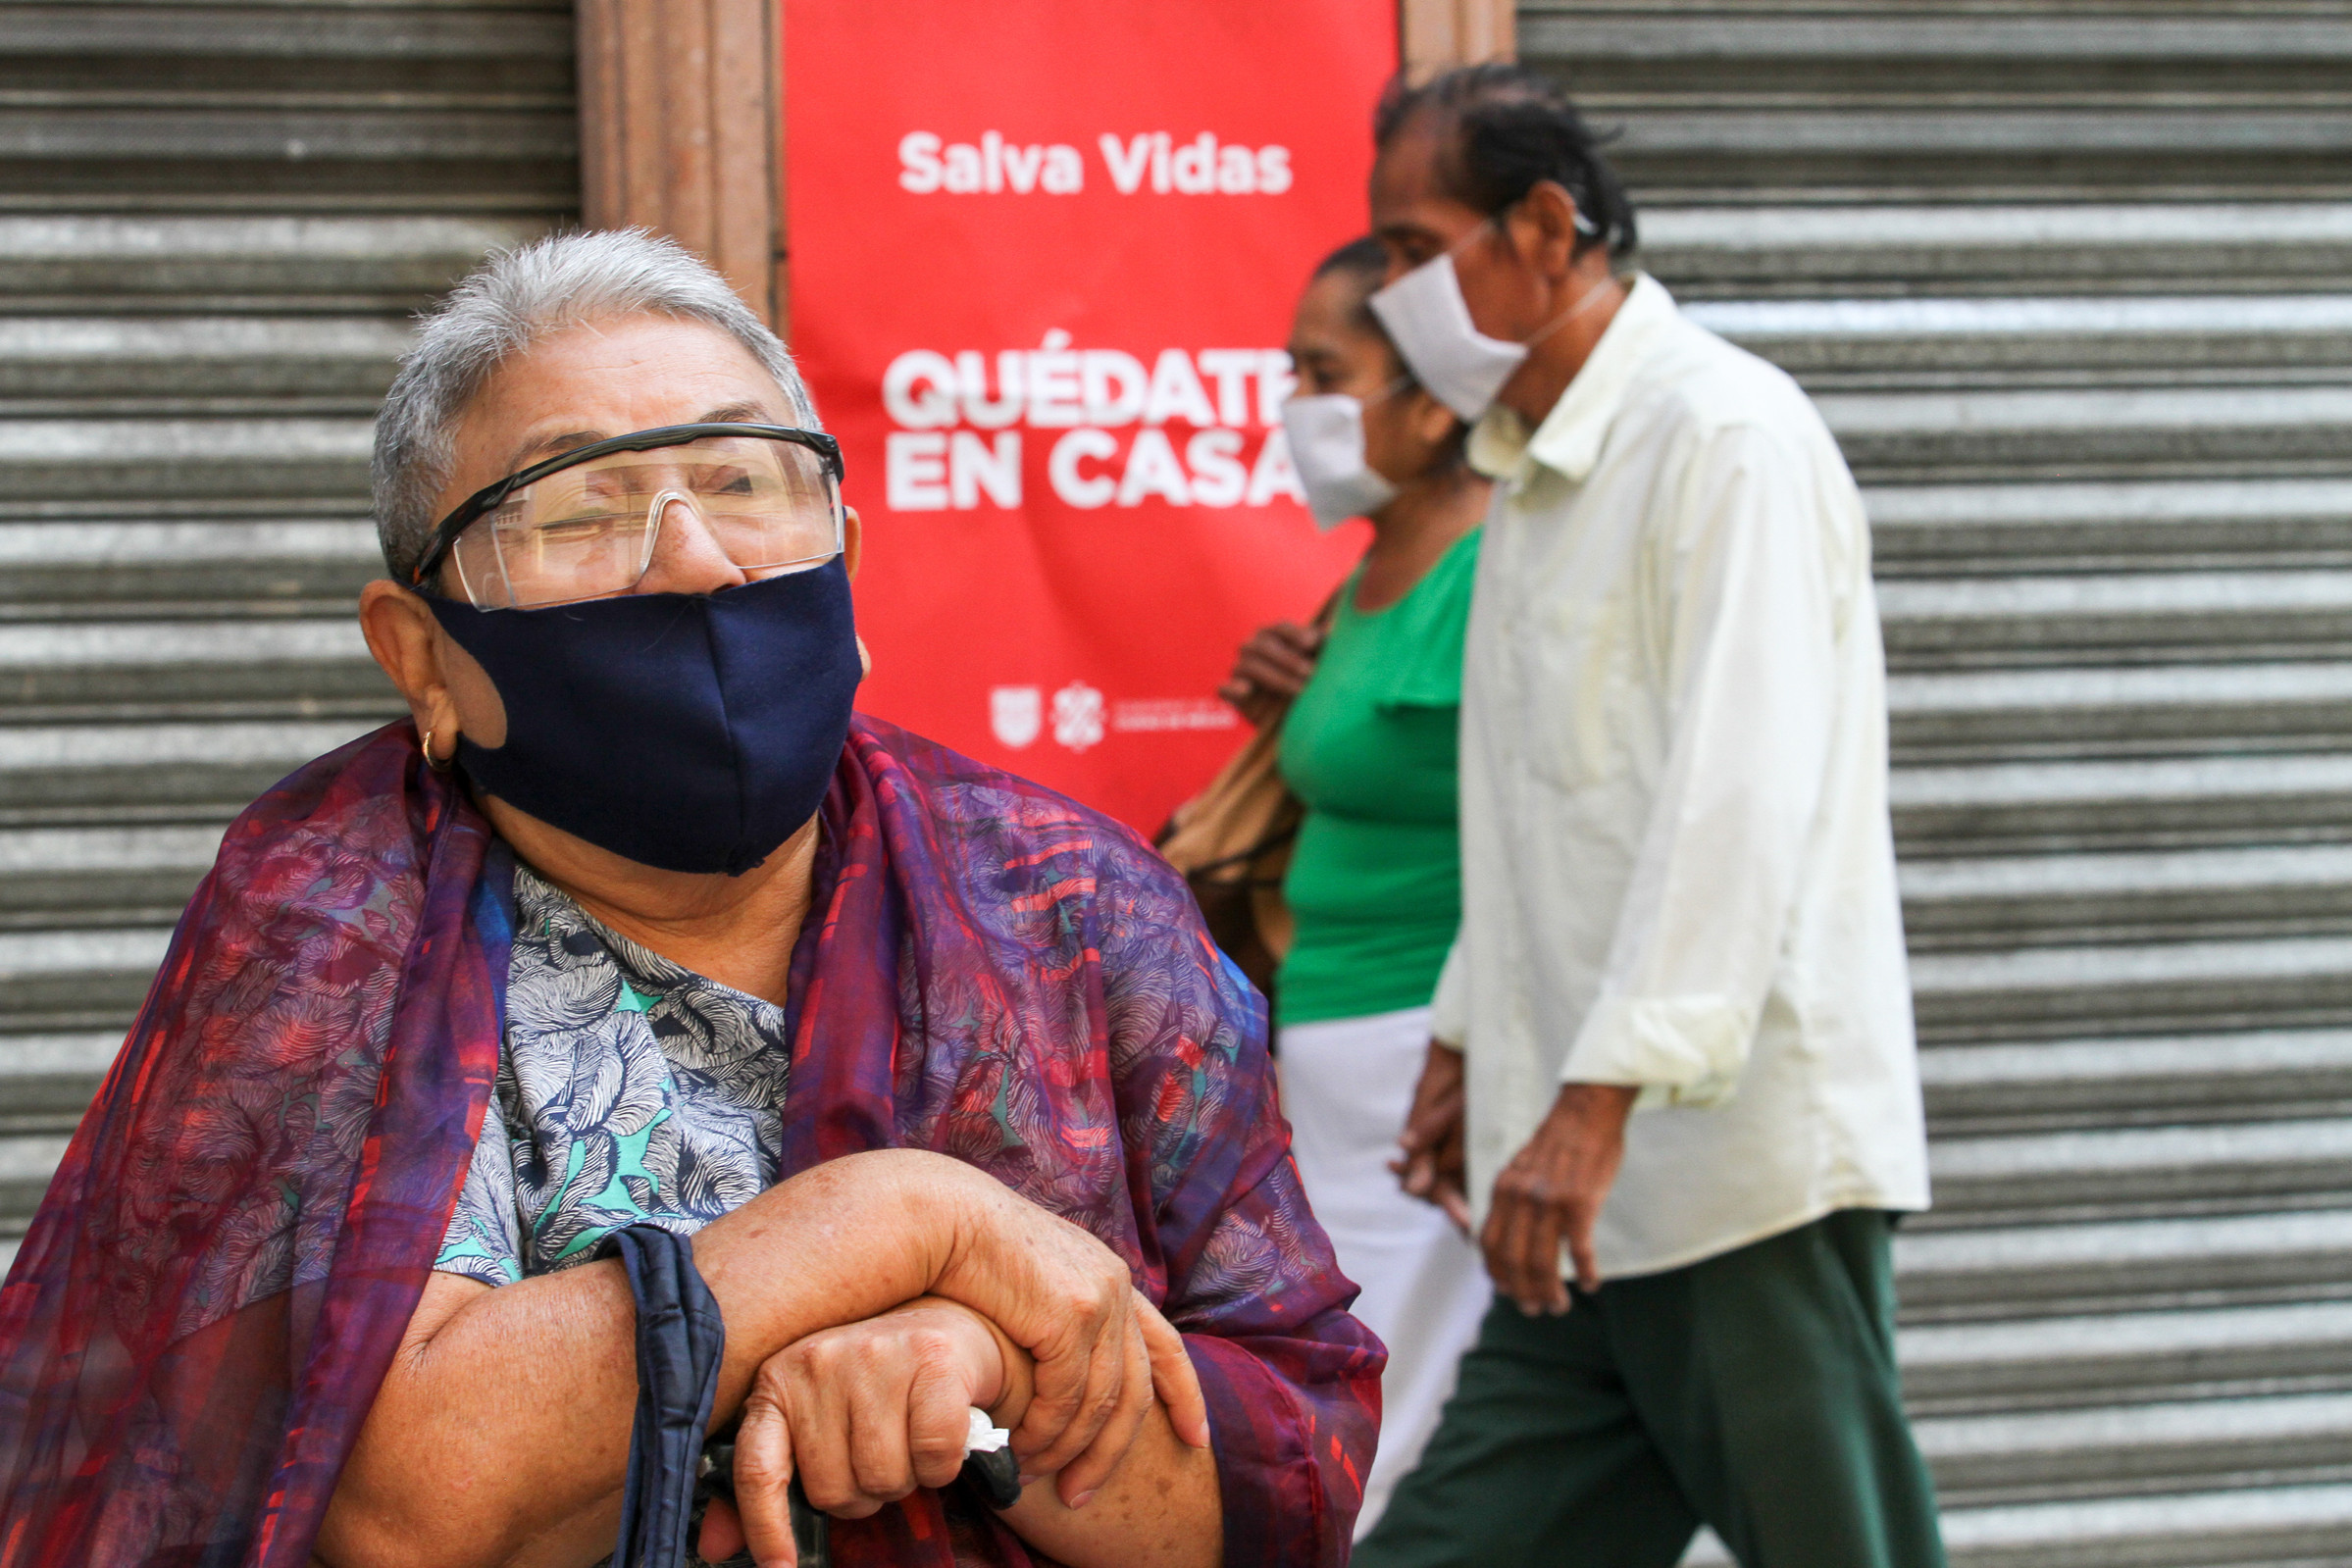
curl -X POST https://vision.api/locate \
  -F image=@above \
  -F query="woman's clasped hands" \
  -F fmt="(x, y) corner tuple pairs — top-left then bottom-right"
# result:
(700, 1160), (1210, 1567)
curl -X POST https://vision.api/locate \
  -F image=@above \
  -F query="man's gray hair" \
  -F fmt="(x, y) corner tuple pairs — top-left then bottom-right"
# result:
(371, 228), (817, 582)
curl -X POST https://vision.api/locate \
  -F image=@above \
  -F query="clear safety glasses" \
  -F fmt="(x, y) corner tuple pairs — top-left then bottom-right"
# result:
(410, 423), (846, 610)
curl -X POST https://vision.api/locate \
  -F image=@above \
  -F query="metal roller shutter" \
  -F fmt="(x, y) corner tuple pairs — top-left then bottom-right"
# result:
(1516, 4), (2352, 1563)
(0, 4), (572, 1264)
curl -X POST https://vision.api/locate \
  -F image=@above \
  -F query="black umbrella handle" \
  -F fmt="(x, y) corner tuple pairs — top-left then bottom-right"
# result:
(696, 1413), (1022, 1564)
(961, 1441), (1024, 1510)
(693, 1437), (830, 1567)
(790, 1476), (832, 1565)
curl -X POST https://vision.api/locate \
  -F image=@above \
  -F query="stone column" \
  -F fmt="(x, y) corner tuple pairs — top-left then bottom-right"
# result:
(1400, 0), (1515, 80)
(576, 0), (785, 327)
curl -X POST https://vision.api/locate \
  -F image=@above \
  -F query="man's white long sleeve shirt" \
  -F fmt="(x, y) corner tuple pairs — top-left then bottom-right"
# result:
(1430, 275), (1929, 1278)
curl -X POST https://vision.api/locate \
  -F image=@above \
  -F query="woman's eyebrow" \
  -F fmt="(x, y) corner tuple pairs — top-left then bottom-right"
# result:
(506, 429), (605, 470)
(503, 404), (775, 473)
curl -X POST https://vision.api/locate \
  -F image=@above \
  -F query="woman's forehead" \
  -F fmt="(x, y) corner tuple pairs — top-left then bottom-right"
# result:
(1291, 278), (1388, 358)
(481, 317), (776, 419)
(457, 316), (786, 472)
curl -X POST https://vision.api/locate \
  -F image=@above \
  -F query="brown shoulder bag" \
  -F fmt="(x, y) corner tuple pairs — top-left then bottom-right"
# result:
(1154, 594), (1337, 1004)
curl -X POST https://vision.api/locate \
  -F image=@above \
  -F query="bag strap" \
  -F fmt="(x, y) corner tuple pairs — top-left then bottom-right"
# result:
(1259, 582), (1347, 732)
(1183, 817), (1304, 883)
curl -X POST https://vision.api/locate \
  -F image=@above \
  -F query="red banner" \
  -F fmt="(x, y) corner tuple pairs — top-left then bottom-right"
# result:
(784, 1), (1396, 830)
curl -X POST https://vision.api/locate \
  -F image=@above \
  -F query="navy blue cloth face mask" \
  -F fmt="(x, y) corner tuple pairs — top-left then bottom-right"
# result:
(425, 558), (861, 877)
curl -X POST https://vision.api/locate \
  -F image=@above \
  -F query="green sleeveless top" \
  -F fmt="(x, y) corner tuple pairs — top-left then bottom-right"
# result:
(1274, 529), (1479, 1027)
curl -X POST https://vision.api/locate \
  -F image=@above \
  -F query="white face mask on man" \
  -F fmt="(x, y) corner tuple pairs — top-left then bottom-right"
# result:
(1280, 389), (1401, 530)
(1369, 210), (1609, 423)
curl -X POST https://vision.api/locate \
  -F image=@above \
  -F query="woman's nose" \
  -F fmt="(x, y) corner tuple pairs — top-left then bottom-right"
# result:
(637, 492), (749, 596)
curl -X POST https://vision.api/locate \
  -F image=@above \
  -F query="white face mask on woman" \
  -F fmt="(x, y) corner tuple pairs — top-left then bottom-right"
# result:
(1280, 391), (1400, 530)
(1369, 211), (1609, 422)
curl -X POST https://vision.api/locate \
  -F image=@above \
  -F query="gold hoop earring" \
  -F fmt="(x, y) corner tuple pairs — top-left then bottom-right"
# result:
(422, 726), (455, 774)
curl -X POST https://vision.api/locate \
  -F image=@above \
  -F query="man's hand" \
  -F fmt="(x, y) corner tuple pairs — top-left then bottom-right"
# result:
(1217, 621), (1324, 727)
(1481, 1083), (1639, 1315)
(1390, 1041), (1470, 1231)
(714, 1296), (1009, 1565)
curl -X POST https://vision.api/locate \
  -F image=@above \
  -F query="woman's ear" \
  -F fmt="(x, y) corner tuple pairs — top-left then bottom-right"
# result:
(1407, 387), (1462, 452)
(358, 580), (465, 748)
(844, 510), (870, 677)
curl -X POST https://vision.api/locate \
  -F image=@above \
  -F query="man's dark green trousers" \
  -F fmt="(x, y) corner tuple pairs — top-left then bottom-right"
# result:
(1353, 1210), (1947, 1568)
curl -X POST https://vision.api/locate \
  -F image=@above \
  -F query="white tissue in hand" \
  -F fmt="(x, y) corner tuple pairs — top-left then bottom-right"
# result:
(965, 1407), (1012, 1454)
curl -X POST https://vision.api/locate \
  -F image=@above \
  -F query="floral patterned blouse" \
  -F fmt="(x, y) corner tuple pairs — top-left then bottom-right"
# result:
(435, 864), (790, 1285)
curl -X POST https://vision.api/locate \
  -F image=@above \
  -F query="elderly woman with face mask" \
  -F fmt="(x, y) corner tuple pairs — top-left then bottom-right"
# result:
(1217, 237), (1490, 1536)
(0, 232), (1380, 1568)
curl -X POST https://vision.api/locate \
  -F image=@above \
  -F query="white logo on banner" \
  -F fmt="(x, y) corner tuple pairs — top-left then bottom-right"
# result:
(989, 685), (1042, 748)
(1051, 682), (1106, 752)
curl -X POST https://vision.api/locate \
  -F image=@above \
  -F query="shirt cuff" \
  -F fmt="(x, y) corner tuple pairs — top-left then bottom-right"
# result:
(1427, 938), (1469, 1047)
(1184, 1332), (1355, 1568)
(1559, 994), (1754, 1108)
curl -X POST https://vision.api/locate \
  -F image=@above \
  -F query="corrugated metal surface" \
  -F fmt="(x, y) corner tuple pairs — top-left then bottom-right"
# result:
(0, 3), (569, 1268)
(1518, 3), (2352, 1562)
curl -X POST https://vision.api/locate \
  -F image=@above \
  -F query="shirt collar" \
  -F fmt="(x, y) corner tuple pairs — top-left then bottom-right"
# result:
(1466, 272), (1679, 485)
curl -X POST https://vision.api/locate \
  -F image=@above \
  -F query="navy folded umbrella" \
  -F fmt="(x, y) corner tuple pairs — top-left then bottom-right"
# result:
(603, 1221), (1019, 1568)
(606, 1224), (733, 1566)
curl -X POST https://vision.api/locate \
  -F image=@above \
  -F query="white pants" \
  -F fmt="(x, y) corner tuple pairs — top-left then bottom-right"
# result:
(1278, 1004), (1493, 1539)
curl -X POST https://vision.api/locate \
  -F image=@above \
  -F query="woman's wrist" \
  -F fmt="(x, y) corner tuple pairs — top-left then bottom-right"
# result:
(694, 1149), (967, 1373)
(969, 1306), (1036, 1429)
(863, 1148), (1001, 1284)
(805, 1148), (978, 1274)
(883, 1295), (1016, 1412)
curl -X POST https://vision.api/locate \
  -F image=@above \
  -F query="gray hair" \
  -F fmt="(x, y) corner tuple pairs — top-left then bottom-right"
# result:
(371, 228), (817, 582)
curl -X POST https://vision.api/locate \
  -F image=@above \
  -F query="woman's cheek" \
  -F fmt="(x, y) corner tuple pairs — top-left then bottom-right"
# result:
(1359, 404), (1415, 485)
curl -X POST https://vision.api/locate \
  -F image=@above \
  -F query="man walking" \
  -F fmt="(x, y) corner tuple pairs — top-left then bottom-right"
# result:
(1356, 66), (1943, 1568)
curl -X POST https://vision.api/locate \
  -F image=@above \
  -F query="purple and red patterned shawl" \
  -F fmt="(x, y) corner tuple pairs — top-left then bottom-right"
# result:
(0, 715), (1382, 1568)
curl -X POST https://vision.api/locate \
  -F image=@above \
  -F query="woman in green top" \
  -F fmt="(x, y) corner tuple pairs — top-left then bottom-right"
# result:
(1222, 237), (1490, 1534)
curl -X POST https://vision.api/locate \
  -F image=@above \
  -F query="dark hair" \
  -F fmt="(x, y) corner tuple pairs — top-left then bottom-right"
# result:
(1373, 63), (1637, 262)
(1309, 235), (1392, 333)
